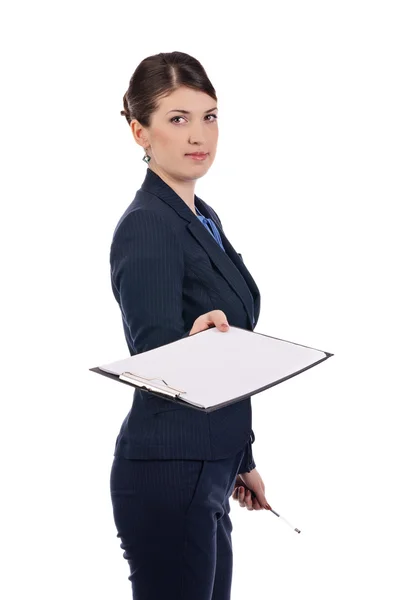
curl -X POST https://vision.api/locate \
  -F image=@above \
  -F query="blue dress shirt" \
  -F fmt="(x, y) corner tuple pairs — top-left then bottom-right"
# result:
(195, 205), (225, 252)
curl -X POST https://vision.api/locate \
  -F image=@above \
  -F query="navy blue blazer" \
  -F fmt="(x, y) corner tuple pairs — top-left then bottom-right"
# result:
(110, 167), (261, 473)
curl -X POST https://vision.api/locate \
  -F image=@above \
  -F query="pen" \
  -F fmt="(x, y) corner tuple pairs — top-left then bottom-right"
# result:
(269, 508), (301, 533)
(249, 490), (301, 533)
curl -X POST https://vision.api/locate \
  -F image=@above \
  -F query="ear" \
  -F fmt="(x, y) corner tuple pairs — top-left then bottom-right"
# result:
(130, 119), (148, 148)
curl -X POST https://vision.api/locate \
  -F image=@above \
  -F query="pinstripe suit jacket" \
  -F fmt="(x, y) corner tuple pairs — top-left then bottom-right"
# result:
(110, 167), (261, 473)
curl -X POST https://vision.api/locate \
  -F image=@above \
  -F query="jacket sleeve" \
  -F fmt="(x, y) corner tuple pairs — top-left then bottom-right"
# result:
(110, 209), (191, 354)
(238, 429), (256, 474)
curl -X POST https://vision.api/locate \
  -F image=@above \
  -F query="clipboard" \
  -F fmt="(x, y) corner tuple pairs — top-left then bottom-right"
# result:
(89, 325), (334, 412)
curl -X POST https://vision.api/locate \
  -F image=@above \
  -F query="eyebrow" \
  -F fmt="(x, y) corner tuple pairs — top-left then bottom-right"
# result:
(166, 107), (218, 115)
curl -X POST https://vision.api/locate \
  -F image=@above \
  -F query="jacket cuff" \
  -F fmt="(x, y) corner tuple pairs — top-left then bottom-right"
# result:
(238, 430), (256, 474)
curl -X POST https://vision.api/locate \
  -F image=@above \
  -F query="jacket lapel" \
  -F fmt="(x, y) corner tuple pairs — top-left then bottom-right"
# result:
(140, 168), (260, 329)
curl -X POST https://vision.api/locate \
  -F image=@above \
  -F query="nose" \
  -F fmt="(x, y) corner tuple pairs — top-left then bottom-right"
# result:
(188, 123), (207, 145)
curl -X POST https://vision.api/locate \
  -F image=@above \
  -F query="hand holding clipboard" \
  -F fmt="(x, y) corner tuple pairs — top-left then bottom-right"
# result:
(188, 308), (231, 336)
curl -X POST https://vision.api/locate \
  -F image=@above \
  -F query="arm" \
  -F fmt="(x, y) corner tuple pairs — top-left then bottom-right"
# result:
(110, 209), (191, 354)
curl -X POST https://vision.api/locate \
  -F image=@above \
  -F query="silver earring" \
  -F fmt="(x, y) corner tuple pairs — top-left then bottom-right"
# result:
(142, 149), (151, 163)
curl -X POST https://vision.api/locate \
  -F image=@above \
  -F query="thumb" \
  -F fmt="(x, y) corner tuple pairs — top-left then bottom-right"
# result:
(252, 487), (271, 510)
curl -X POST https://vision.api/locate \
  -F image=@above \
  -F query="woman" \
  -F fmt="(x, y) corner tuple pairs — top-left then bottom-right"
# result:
(109, 51), (272, 600)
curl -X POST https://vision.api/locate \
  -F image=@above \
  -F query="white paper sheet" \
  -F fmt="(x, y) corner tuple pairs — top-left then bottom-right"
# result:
(98, 326), (332, 410)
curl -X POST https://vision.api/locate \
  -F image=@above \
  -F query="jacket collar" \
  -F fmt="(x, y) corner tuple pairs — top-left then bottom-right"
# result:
(140, 167), (260, 329)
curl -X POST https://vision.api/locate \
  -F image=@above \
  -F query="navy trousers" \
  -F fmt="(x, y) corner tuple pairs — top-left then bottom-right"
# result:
(110, 445), (246, 600)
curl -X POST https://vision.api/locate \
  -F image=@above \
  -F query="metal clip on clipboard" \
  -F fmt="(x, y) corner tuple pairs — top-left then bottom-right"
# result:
(119, 371), (187, 398)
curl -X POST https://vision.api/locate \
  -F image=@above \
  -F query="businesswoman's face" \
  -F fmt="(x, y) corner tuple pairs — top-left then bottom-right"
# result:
(131, 86), (219, 181)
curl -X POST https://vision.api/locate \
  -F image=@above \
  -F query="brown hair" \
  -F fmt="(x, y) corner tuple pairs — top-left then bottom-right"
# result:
(120, 51), (217, 128)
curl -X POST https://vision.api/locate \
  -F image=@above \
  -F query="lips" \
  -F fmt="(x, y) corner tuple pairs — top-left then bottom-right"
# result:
(186, 152), (208, 157)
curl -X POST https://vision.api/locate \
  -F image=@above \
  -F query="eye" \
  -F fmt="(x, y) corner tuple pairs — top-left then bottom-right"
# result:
(169, 114), (218, 124)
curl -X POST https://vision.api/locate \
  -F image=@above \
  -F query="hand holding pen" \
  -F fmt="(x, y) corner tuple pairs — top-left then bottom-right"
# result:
(232, 472), (301, 533)
(232, 472), (271, 511)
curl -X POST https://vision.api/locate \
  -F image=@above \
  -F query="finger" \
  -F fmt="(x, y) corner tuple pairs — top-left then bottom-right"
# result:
(252, 497), (263, 511)
(233, 486), (241, 498)
(212, 309), (228, 326)
(239, 486), (246, 507)
(251, 492), (265, 511)
(262, 496), (272, 510)
(253, 490), (272, 510)
(212, 310), (229, 331)
(203, 318), (229, 333)
(245, 489), (253, 511)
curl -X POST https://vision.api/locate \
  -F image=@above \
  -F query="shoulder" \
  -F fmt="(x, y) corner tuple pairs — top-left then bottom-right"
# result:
(112, 207), (172, 239)
(111, 208), (183, 256)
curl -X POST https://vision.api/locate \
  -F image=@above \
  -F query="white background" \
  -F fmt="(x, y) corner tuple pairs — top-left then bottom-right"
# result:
(1, 1), (397, 598)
